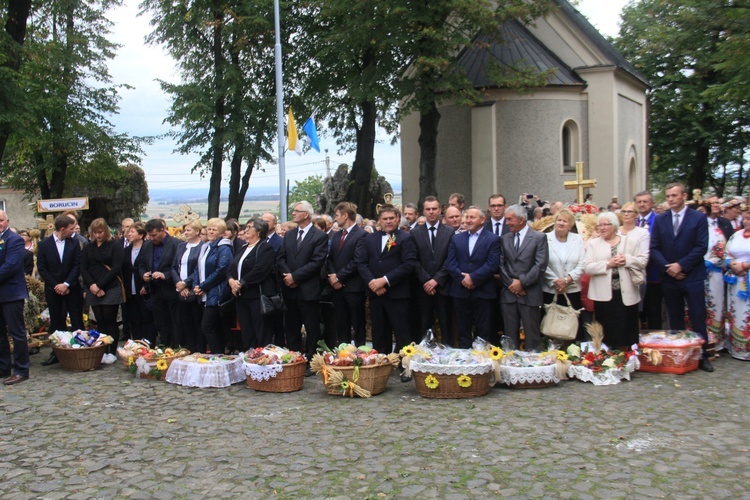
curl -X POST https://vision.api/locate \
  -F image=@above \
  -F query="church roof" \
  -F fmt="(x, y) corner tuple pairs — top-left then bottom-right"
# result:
(553, 0), (649, 86)
(457, 19), (586, 89)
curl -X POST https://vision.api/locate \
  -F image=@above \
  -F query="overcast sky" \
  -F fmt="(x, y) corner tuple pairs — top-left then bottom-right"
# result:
(106, 0), (632, 193)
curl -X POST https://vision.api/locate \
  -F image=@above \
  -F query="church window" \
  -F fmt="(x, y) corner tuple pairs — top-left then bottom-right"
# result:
(562, 120), (579, 173)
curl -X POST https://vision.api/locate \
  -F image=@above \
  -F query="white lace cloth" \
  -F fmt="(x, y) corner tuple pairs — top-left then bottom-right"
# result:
(500, 365), (559, 386)
(567, 357), (640, 386)
(410, 359), (494, 375)
(165, 356), (245, 388)
(244, 363), (284, 381)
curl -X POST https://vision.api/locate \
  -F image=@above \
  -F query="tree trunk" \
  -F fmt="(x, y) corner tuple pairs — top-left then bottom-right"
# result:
(0, 0), (33, 166)
(207, 3), (225, 219)
(687, 143), (709, 194)
(417, 101), (440, 209)
(226, 144), (243, 219)
(346, 99), (377, 217)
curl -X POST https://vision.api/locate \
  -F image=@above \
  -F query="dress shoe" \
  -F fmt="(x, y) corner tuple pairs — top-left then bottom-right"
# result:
(400, 374), (412, 383)
(4, 374), (29, 386)
(304, 368), (316, 378)
(699, 359), (714, 372)
(29, 346), (40, 355)
(41, 353), (59, 366)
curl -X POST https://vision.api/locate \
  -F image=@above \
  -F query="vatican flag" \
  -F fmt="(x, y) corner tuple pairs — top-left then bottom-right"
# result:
(287, 107), (302, 155)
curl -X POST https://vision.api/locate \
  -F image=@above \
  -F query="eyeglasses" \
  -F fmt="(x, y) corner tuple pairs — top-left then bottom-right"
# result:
(292, 209), (306, 214)
(621, 210), (637, 214)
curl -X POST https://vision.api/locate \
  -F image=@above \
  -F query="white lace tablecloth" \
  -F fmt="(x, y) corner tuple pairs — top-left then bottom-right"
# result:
(165, 356), (245, 388)
(567, 357), (640, 386)
(500, 365), (559, 386)
(409, 359), (494, 375)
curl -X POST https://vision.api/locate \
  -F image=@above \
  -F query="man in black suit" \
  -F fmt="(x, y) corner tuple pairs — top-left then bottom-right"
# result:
(277, 201), (328, 373)
(37, 215), (85, 365)
(499, 204), (549, 352)
(484, 194), (510, 344)
(327, 202), (367, 346)
(446, 207), (501, 348)
(356, 205), (416, 378)
(139, 219), (180, 346)
(62, 210), (88, 249)
(411, 196), (455, 345)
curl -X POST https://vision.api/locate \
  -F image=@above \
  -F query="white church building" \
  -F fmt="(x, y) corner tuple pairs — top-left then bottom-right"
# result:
(399, 0), (649, 207)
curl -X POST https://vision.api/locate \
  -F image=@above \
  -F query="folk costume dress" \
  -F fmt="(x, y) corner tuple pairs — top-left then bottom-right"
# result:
(725, 230), (750, 360)
(704, 219), (727, 351)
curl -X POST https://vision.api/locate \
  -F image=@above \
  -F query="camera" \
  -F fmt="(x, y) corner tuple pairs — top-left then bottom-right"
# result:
(526, 194), (534, 199)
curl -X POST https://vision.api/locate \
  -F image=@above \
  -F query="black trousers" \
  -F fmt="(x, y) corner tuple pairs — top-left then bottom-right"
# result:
(201, 305), (224, 354)
(284, 298), (321, 361)
(369, 296), (410, 354)
(331, 291), (366, 346)
(0, 300), (29, 377)
(417, 292), (454, 346)
(91, 304), (120, 355)
(152, 295), (180, 347)
(174, 299), (203, 352)
(126, 294), (158, 345)
(453, 297), (494, 349)
(236, 298), (273, 350)
(45, 287), (84, 333)
(663, 280), (708, 357)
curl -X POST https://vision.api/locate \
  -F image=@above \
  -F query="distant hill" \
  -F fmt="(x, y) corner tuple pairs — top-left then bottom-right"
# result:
(149, 182), (402, 203)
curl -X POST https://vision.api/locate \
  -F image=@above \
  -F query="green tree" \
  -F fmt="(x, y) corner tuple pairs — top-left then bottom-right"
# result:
(616, 0), (749, 195)
(287, 174), (323, 219)
(2, 0), (144, 199)
(142, 0), (280, 219)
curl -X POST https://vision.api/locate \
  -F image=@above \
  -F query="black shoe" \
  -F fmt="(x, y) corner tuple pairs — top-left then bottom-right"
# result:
(699, 359), (714, 372)
(29, 347), (40, 355)
(41, 353), (59, 366)
(400, 374), (412, 383)
(304, 368), (316, 378)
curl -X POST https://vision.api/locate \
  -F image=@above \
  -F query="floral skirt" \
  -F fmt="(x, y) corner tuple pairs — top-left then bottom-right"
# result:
(727, 282), (750, 360)
(705, 269), (727, 350)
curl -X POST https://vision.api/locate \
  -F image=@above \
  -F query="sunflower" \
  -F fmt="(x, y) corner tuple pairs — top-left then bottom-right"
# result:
(424, 374), (439, 389)
(401, 345), (416, 357)
(489, 347), (503, 360)
(156, 359), (169, 371)
(128, 356), (134, 366)
(457, 375), (472, 388)
(340, 380), (349, 391)
(556, 351), (569, 361)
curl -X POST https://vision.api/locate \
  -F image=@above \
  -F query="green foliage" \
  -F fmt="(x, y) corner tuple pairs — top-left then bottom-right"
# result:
(288, 174), (324, 219)
(1, 0), (145, 200)
(616, 0), (749, 196)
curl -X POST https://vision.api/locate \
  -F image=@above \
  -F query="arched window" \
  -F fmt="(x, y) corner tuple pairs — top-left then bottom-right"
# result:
(561, 120), (579, 173)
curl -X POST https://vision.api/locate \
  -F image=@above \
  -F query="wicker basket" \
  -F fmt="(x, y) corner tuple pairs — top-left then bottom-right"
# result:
(246, 360), (306, 392)
(413, 371), (492, 399)
(320, 363), (393, 396)
(135, 355), (184, 380)
(638, 344), (702, 374)
(53, 345), (106, 372)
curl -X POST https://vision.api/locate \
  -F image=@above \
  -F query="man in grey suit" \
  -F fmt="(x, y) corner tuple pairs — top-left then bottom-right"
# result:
(499, 204), (549, 351)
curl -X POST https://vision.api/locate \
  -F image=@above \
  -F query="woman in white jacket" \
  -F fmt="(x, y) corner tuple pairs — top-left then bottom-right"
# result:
(583, 212), (648, 348)
(544, 209), (586, 318)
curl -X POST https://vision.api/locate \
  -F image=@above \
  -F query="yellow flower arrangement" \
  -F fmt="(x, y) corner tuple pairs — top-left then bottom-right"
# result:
(401, 345), (416, 357)
(156, 359), (169, 371)
(128, 356), (134, 366)
(457, 375), (472, 388)
(489, 347), (504, 360)
(556, 351), (568, 361)
(424, 374), (439, 389)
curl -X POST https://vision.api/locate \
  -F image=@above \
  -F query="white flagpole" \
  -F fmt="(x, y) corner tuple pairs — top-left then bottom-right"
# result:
(273, 0), (287, 222)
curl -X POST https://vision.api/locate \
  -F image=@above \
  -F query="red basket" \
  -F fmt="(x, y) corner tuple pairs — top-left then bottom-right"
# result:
(638, 343), (703, 374)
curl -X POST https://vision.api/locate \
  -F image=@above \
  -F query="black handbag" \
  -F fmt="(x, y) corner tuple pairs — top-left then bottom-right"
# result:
(259, 285), (285, 315)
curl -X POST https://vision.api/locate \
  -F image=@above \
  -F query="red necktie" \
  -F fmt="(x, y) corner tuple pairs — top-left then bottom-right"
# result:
(339, 230), (347, 251)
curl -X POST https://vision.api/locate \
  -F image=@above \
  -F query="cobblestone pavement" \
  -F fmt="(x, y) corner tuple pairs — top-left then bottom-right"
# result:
(1, 348), (749, 499)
